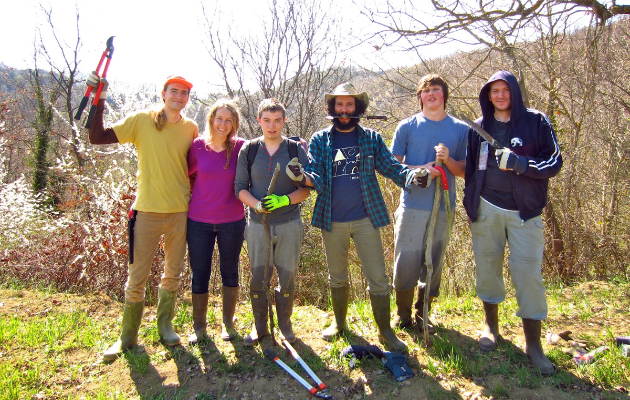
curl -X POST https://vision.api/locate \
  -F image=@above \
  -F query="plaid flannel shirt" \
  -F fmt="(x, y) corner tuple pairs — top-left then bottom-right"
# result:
(304, 125), (415, 232)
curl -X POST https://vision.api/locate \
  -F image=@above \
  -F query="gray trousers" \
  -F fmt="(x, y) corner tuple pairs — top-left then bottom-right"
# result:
(245, 217), (303, 294)
(392, 206), (449, 296)
(472, 198), (547, 320)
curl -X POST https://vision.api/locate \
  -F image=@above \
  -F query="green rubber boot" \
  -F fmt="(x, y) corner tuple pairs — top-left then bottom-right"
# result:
(479, 301), (500, 352)
(275, 289), (296, 343)
(370, 293), (407, 353)
(523, 318), (555, 376)
(103, 301), (144, 361)
(391, 288), (415, 329)
(157, 288), (181, 346)
(243, 291), (269, 347)
(322, 286), (350, 341)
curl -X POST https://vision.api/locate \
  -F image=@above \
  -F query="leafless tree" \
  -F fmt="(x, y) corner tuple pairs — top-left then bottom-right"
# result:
(201, 0), (351, 139)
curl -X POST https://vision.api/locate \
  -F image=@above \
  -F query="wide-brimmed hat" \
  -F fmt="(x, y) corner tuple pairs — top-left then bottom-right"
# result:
(324, 82), (369, 108)
(164, 75), (193, 90)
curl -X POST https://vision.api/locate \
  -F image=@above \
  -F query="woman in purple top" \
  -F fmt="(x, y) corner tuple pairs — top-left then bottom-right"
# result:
(187, 99), (246, 343)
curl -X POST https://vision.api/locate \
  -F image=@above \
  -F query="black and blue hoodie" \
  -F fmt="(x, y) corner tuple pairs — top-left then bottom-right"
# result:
(463, 70), (562, 222)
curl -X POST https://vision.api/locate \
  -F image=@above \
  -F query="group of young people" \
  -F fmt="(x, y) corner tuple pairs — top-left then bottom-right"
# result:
(87, 68), (562, 377)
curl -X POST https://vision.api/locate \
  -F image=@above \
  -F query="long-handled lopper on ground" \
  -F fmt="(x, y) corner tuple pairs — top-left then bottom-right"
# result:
(265, 343), (334, 399)
(74, 36), (114, 128)
(282, 339), (333, 398)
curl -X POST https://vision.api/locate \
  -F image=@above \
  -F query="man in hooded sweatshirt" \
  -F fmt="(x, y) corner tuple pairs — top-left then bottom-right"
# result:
(463, 70), (562, 376)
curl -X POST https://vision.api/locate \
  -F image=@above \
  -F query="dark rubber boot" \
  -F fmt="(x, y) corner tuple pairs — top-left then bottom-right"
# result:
(390, 288), (415, 329)
(275, 290), (296, 343)
(479, 301), (500, 352)
(188, 293), (209, 344)
(322, 286), (350, 341)
(221, 286), (239, 341)
(523, 318), (556, 376)
(414, 287), (435, 335)
(103, 301), (144, 361)
(370, 293), (408, 353)
(157, 288), (181, 346)
(243, 291), (269, 347)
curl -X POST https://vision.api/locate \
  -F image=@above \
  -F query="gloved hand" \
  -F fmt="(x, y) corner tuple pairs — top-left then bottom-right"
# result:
(286, 157), (305, 182)
(254, 200), (270, 214)
(495, 148), (526, 173)
(262, 194), (290, 211)
(87, 71), (109, 100)
(412, 168), (432, 188)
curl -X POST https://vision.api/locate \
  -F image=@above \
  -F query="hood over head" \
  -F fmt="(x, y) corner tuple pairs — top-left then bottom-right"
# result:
(478, 70), (528, 131)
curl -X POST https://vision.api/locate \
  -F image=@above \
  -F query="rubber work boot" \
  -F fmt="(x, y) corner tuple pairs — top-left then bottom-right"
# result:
(243, 291), (269, 347)
(188, 293), (209, 345)
(479, 301), (500, 352)
(156, 288), (181, 346)
(414, 287), (435, 335)
(221, 286), (239, 341)
(370, 293), (408, 353)
(522, 318), (556, 376)
(322, 286), (350, 341)
(275, 289), (296, 343)
(391, 288), (415, 329)
(103, 301), (144, 361)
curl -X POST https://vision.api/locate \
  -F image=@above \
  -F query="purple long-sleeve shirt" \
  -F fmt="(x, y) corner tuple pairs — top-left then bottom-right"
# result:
(188, 137), (246, 224)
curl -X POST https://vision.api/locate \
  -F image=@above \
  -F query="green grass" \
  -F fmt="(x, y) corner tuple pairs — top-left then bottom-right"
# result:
(1, 278), (629, 399)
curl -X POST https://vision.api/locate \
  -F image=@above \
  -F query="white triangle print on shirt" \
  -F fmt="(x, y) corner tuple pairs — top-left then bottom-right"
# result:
(332, 146), (361, 178)
(334, 149), (346, 161)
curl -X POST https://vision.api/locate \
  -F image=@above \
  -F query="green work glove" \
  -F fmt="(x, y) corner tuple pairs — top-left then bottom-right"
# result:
(262, 194), (290, 211)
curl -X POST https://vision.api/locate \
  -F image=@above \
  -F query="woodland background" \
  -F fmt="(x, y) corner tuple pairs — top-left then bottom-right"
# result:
(1, 0), (630, 307)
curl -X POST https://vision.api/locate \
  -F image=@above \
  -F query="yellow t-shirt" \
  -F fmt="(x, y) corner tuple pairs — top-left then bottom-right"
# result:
(113, 110), (198, 213)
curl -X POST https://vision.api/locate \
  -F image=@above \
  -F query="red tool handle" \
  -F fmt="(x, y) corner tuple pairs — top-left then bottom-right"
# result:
(433, 165), (449, 190)
(85, 43), (114, 128)
(74, 49), (108, 121)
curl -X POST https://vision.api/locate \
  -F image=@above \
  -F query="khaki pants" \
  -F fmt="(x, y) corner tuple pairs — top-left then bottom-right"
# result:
(321, 217), (390, 296)
(125, 211), (187, 302)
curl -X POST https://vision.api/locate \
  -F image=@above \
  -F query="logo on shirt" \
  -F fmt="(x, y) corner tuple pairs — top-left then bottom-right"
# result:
(511, 137), (524, 147)
(333, 146), (361, 179)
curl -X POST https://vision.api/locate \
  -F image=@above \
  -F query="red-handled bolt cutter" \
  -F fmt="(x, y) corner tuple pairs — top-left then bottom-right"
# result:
(74, 36), (114, 128)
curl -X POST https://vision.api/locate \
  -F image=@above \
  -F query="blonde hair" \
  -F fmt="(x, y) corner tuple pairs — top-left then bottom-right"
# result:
(204, 99), (241, 169)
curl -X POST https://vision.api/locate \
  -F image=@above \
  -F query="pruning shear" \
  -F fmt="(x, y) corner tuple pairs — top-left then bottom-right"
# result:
(74, 36), (115, 128)
(265, 339), (334, 399)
